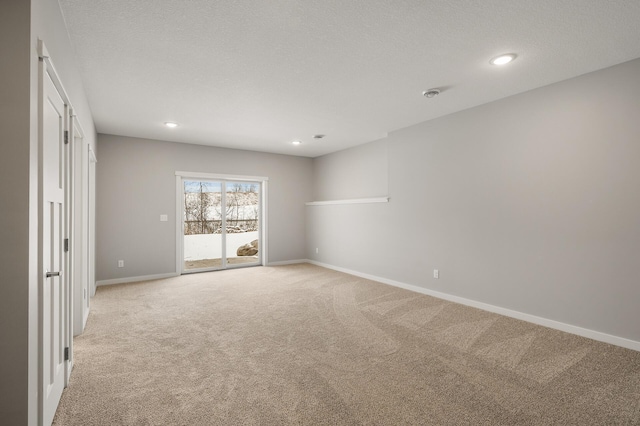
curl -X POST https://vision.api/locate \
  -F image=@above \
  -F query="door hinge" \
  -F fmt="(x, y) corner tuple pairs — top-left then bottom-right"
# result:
(64, 130), (69, 144)
(64, 238), (69, 252)
(64, 347), (70, 361)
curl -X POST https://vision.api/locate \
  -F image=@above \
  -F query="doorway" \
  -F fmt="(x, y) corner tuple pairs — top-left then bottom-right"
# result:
(176, 173), (267, 273)
(72, 121), (96, 337)
(39, 41), (70, 426)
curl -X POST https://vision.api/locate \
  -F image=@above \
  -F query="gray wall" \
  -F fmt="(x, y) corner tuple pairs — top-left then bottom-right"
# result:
(0, 2), (32, 424)
(1, 0), (97, 423)
(312, 138), (388, 200)
(308, 57), (640, 343)
(96, 134), (313, 281)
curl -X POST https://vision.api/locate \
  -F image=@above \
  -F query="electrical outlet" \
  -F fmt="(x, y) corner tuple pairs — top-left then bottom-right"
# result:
(315, 248), (319, 254)
(433, 269), (439, 279)
(118, 260), (124, 268)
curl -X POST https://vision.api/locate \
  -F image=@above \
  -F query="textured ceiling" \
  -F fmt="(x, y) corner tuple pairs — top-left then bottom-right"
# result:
(58, 0), (640, 157)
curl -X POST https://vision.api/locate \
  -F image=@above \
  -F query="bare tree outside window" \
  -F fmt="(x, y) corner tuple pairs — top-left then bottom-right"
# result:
(184, 181), (216, 235)
(184, 181), (259, 235)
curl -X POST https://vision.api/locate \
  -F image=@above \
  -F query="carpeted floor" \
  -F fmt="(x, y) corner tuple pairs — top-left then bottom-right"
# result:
(53, 264), (640, 425)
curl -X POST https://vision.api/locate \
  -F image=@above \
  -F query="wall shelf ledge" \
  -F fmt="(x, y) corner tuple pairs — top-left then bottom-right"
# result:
(305, 197), (389, 206)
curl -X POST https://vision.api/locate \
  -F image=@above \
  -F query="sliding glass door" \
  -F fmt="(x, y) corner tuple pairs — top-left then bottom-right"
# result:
(182, 178), (261, 273)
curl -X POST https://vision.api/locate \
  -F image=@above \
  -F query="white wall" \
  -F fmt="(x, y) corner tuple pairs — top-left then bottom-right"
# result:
(0, 0), (97, 423)
(96, 134), (313, 281)
(308, 57), (640, 345)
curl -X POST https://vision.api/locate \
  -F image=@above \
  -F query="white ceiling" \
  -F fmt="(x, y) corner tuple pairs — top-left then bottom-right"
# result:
(58, 0), (640, 157)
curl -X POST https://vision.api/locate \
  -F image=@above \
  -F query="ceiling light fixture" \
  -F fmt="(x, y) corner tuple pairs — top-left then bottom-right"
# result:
(313, 134), (325, 139)
(164, 122), (178, 128)
(422, 88), (441, 98)
(490, 53), (517, 66)
(292, 140), (302, 145)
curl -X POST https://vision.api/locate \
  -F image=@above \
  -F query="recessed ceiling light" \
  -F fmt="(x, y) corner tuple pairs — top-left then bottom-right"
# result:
(292, 140), (302, 145)
(490, 54), (517, 66)
(164, 122), (178, 128)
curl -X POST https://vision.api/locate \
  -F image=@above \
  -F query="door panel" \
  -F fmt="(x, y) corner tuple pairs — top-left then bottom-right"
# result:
(225, 182), (260, 267)
(183, 180), (223, 271)
(41, 70), (67, 426)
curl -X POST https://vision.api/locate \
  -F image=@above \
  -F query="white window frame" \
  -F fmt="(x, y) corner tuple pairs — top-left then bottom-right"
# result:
(175, 171), (268, 274)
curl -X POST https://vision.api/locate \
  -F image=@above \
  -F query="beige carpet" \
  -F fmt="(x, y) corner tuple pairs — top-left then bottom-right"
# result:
(53, 264), (640, 425)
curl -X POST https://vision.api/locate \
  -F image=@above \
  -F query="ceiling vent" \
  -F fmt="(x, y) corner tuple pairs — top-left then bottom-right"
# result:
(422, 89), (441, 98)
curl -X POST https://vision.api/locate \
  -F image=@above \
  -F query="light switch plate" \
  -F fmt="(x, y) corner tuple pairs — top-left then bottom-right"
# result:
(160, 214), (168, 222)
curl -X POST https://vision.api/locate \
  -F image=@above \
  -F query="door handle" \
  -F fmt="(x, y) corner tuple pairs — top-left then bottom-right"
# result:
(46, 270), (63, 278)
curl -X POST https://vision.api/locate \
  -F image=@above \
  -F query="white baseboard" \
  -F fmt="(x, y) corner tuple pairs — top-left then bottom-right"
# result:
(307, 260), (640, 352)
(96, 261), (308, 286)
(96, 272), (179, 287)
(267, 259), (308, 266)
